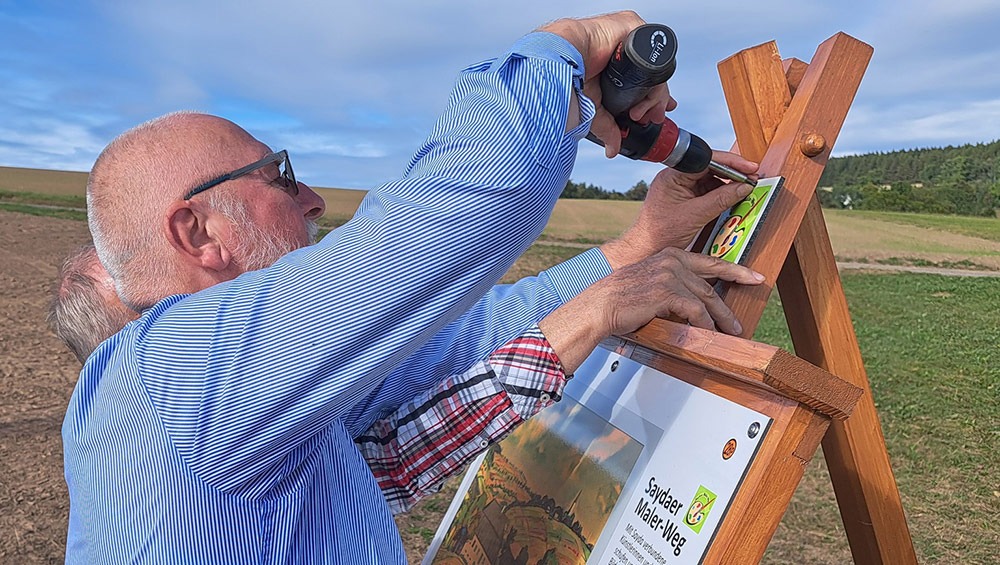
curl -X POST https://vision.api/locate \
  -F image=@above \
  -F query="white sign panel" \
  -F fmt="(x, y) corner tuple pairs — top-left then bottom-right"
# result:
(424, 345), (771, 565)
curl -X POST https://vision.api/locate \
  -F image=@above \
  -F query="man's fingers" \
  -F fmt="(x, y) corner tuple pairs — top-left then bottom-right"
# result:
(661, 292), (715, 332)
(628, 84), (671, 123)
(678, 252), (765, 285)
(686, 181), (754, 221)
(636, 97), (674, 125)
(629, 95), (660, 122)
(681, 272), (741, 335)
(589, 109), (622, 157)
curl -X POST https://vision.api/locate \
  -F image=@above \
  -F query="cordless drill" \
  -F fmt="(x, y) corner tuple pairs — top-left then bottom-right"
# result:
(588, 24), (754, 186)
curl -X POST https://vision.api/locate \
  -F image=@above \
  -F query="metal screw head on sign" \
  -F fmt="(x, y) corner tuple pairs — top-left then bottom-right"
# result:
(610, 361), (619, 372)
(748, 422), (761, 439)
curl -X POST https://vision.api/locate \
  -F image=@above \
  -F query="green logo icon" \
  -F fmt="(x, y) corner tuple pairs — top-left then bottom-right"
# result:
(684, 486), (717, 533)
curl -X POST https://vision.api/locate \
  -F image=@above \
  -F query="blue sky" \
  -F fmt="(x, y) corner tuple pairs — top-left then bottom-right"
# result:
(2, 0), (998, 192)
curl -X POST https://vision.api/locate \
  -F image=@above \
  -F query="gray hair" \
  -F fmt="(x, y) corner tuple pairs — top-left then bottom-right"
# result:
(86, 111), (196, 310)
(49, 244), (138, 364)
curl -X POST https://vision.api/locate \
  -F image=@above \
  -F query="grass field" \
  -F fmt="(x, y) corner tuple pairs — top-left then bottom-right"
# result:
(402, 249), (1000, 564)
(830, 209), (1000, 243)
(5, 164), (999, 271)
(751, 273), (1000, 564)
(2, 165), (999, 561)
(0, 165), (88, 196)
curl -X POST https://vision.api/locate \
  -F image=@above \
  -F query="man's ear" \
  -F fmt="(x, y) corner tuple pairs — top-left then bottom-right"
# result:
(164, 200), (233, 272)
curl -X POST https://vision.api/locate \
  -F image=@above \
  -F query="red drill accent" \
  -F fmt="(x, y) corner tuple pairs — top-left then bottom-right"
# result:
(642, 118), (680, 163)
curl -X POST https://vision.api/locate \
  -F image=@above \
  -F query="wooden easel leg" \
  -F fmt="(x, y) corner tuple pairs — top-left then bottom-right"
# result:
(715, 35), (917, 563)
(777, 196), (918, 564)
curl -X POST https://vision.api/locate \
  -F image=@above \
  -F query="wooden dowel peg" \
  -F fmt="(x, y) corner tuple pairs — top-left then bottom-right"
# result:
(800, 133), (826, 157)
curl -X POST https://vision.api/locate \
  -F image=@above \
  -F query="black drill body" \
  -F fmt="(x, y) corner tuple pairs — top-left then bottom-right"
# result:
(591, 24), (749, 185)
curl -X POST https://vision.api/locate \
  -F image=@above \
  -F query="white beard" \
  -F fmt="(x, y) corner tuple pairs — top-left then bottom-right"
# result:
(210, 192), (318, 272)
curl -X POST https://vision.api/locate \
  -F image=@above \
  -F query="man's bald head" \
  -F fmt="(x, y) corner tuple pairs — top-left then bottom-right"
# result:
(87, 112), (275, 308)
(49, 244), (140, 364)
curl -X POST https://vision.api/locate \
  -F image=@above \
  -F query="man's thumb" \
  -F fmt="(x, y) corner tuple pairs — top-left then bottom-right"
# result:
(688, 182), (753, 222)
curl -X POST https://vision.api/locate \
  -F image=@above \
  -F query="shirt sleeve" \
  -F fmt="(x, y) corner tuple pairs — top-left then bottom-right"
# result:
(355, 326), (568, 514)
(133, 32), (596, 496)
(343, 247), (610, 437)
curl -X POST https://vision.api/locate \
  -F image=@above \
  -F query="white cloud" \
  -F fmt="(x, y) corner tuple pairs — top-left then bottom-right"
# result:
(0, 118), (105, 171)
(272, 131), (389, 159)
(840, 98), (1000, 150)
(3, 1), (1000, 188)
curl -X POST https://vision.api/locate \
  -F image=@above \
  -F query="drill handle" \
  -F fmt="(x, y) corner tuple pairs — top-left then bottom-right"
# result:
(584, 117), (675, 161)
(599, 24), (678, 116)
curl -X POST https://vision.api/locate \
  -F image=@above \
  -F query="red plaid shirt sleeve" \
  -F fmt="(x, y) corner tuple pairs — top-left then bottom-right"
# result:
(354, 325), (568, 514)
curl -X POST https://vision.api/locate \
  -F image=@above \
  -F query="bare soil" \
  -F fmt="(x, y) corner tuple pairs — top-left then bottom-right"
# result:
(0, 211), (90, 563)
(0, 210), (537, 563)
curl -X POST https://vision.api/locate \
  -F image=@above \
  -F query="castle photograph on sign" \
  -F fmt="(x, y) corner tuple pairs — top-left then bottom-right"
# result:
(431, 397), (643, 565)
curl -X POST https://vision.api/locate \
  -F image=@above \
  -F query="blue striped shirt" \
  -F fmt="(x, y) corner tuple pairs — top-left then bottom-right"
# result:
(64, 32), (609, 564)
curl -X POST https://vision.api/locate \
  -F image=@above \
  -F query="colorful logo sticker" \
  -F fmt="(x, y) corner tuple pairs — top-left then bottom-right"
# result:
(705, 177), (782, 265)
(710, 215), (744, 258)
(684, 486), (717, 534)
(722, 439), (737, 460)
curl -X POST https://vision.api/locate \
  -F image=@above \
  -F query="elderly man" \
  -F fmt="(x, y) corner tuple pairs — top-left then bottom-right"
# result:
(65, 12), (762, 563)
(49, 244), (138, 363)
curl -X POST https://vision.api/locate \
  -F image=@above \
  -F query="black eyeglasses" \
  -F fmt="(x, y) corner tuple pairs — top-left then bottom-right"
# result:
(184, 150), (298, 200)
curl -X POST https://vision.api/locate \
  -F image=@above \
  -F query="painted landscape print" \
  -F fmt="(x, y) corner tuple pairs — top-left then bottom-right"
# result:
(432, 398), (642, 565)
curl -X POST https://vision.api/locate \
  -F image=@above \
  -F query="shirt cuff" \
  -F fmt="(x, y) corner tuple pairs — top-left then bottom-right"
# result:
(540, 247), (613, 305)
(503, 31), (586, 80)
(488, 325), (568, 419)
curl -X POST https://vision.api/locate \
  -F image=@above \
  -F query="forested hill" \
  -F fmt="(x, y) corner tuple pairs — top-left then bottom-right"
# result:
(562, 139), (999, 216)
(817, 139), (1000, 216)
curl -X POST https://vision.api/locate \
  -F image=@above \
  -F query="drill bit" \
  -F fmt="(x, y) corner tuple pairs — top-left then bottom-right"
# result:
(708, 161), (756, 187)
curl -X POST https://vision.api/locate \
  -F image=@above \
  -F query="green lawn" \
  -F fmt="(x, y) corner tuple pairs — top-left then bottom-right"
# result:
(0, 201), (87, 221)
(755, 272), (999, 563)
(0, 188), (86, 208)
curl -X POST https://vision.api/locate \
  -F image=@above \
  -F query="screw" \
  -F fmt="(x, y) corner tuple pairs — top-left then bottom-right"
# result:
(748, 422), (760, 439)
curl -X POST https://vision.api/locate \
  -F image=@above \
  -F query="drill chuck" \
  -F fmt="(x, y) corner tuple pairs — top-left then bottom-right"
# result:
(667, 131), (713, 174)
(614, 116), (712, 174)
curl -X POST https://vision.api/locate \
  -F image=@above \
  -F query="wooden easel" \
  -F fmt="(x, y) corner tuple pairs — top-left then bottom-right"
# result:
(612, 32), (917, 562)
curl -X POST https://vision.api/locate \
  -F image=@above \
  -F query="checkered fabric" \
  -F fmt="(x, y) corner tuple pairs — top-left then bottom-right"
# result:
(356, 326), (566, 513)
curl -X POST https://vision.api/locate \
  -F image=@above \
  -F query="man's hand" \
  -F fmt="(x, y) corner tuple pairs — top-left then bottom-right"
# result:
(601, 151), (760, 270)
(539, 12), (675, 144)
(538, 248), (764, 373)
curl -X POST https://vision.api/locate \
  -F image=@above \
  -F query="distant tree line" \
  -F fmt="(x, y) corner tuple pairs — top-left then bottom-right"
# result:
(817, 140), (1000, 216)
(562, 140), (1000, 216)
(560, 179), (648, 201)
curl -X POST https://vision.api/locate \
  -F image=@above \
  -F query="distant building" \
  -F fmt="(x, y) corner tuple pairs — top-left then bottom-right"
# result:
(459, 535), (488, 565)
(472, 500), (507, 561)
